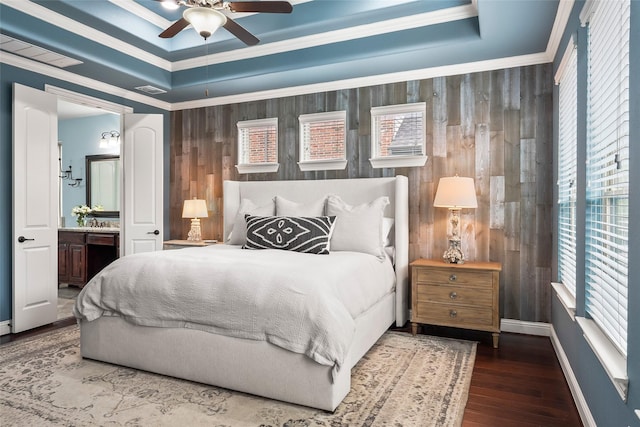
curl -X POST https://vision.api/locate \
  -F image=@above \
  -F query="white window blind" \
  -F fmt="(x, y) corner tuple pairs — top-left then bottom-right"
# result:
(369, 102), (427, 168)
(585, 0), (630, 355)
(557, 46), (578, 297)
(298, 111), (347, 171)
(236, 118), (278, 173)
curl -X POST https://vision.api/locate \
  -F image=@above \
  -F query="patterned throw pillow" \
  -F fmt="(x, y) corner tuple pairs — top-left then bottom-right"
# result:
(243, 215), (336, 254)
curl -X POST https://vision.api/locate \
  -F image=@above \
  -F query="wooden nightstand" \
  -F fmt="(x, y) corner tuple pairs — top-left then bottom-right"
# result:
(410, 259), (502, 348)
(163, 239), (218, 250)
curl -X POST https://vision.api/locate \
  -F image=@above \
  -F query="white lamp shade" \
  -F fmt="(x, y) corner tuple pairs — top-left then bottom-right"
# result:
(433, 176), (478, 209)
(183, 7), (227, 39)
(182, 199), (208, 218)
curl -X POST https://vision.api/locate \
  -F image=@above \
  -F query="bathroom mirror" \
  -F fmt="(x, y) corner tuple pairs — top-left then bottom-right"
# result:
(86, 154), (120, 217)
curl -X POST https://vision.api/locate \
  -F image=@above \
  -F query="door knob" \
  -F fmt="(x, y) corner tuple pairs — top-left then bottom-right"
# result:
(17, 236), (35, 243)
(147, 230), (160, 235)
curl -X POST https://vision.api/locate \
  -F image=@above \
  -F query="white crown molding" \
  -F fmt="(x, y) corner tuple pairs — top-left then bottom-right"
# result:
(107, 0), (312, 29)
(550, 326), (597, 427)
(6, 0), (477, 74)
(1, 51), (171, 111)
(173, 2), (478, 70)
(108, 0), (172, 29)
(170, 52), (549, 110)
(2, 0), (173, 71)
(545, 0), (575, 62)
(2, 45), (549, 114)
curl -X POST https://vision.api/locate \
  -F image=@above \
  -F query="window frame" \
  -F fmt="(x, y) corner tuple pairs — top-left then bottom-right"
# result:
(583, 0), (629, 357)
(236, 117), (279, 174)
(370, 102), (428, 168)
(573, 0), (630, 402)
(555, 39), (578, 299)
(298, 110), (347, 172)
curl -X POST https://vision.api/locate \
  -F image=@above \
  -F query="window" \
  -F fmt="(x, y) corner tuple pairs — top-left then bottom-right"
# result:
(370, 102), (427, 168)
(556, 42), (578, 297)
(298, 111), (347, 171)
(236, 118), (278, 174)
(584, 0), (630, 356)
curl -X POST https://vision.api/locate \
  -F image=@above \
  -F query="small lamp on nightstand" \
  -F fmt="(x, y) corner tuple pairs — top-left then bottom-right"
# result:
(433, 176), (478, 264)
(182, 198), (208, 241)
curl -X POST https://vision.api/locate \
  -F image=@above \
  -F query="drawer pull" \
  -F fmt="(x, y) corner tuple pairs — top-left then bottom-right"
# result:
(449, 274), (457, 282)
(449, 291), (458, 299)
(449, 310), (457, 318)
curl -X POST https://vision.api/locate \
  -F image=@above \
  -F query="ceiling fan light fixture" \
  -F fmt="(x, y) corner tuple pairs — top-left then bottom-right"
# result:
(160, 0), (180, 10)
(183, 7), (227, 40)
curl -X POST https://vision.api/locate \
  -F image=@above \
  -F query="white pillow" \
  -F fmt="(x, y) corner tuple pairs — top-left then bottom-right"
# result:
(275, 195), (326, 217)
(326, 195), (390, 259)
(227, 198), (275, 245)
(382, 217), (394, 247)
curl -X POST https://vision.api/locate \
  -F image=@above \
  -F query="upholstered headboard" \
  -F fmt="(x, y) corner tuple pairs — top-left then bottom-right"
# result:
(222, 176), (409, 327)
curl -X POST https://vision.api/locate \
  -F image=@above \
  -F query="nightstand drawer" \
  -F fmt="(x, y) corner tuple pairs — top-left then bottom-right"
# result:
(415, 269), (492, 287)
(416, 284), (493, 307)
(415, 302), (494, 327)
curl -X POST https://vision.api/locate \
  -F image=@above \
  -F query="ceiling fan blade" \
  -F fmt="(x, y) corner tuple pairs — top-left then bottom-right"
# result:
(159, 17), (190, 38)
(228, 1), (293, 13)
(223, 17), (259, 45)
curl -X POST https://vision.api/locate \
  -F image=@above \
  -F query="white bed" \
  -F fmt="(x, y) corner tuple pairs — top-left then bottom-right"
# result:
(76, 176), (409, 411)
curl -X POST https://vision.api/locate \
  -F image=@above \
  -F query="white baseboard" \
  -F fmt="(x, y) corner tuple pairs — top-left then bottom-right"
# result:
(0, 320), (10, 336)
(500, 319), (551, 336)
(550, 326), (597, 427)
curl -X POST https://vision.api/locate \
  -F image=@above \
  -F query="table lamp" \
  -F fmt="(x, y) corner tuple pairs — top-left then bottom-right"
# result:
(182, 198), (208, 241)
(433, 176), (478, 264)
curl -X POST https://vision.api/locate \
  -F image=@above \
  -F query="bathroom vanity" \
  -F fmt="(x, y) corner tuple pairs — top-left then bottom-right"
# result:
(58, 228), (119, 288)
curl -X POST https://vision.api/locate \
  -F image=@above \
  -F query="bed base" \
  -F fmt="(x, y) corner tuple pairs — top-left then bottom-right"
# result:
(80, 292), (395, 411)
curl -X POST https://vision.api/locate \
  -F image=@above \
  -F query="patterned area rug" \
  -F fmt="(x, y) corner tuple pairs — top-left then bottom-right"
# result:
(0, 326), (476, 427)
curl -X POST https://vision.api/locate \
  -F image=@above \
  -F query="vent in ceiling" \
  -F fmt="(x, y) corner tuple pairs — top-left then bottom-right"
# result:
(135, 85), (167, 95)
(0, 34), (83, 68)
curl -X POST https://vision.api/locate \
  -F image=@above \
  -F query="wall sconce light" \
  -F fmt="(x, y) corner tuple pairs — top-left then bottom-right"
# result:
(433, 176), (478, 264)
(59, 158), (83, 187)
(99, 131), (120, 148)
(182, 198), (208, 241)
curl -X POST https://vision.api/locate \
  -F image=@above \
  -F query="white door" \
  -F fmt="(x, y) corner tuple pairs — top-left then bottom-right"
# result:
(12, 83), (58, 333)
(122, 114), (163, 255)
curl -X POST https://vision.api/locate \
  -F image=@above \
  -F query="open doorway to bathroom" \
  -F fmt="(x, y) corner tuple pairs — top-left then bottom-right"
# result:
(57, 285), (81, 320)
(57, 99), (121, 320)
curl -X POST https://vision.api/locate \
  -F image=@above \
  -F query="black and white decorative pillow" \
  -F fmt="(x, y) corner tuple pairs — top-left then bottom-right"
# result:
(243, 215), (336, 254)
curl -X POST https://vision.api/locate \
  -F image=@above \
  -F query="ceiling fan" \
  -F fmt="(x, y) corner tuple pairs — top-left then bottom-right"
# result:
(156, 0), (293, 45)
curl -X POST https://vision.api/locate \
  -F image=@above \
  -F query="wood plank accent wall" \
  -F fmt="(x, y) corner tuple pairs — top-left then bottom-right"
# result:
(170, 64), (553, 323)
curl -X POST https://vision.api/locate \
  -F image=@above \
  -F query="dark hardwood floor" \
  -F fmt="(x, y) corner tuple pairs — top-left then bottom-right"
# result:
(409, 325), (583, 427)
(2, 320), (583, 426)
(465, 332), (583, 427)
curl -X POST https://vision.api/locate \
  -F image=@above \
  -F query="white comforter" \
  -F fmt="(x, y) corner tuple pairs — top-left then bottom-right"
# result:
(74, 245), (395, 373)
